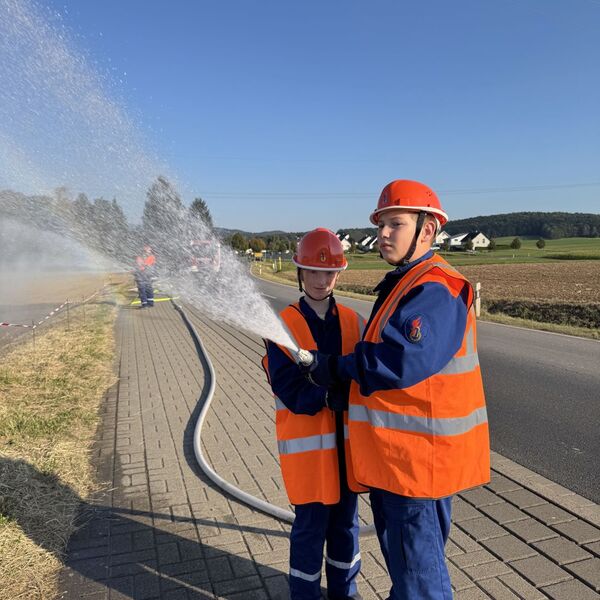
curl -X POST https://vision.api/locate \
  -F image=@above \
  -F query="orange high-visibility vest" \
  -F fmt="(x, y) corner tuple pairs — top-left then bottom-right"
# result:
(136, 254), (155, 270)
(348, 255), (490, 498)
(263, 302), (368, 505)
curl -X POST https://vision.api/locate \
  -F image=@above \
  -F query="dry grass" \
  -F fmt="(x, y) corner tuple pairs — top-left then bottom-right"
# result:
(0, 300), (117, 600)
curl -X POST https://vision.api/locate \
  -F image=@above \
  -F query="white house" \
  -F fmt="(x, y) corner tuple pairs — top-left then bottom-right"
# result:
(435, 231), (450, 246)
(449, 231), (491, 249)
(336, 232), (353, 252)
(465, 231), (491, 249)
(357, 234), (378, 252)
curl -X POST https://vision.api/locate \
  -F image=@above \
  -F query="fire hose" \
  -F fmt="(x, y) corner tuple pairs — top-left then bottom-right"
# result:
(173, 300), (375, 534)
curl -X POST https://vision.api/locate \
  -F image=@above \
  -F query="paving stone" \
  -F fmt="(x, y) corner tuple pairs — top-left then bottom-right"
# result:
(457, 517), (508, 541)
(533, 537), (593, 565)
(510, 555), (572, 587)
(552, 520), (600, 545)
(564, 557), (600, 591)
(541, 578), (600, 600)
(523, 503), (576, 526)
(453, 587), (492, 599)
(453, 497), (484, 522)
(500, 489), (547, 509)
(451, 549), (497, 569)
(504, 518), (559, 543)
(212, 575), (264, 595)
(480, 535), (538, 562)
(448, 562), (477, 591)
(461, 559), (513, 581)
(585, 541), (600, 558)
(478, 577), (522, 600)
(479, 501), (529, 525)
(460, 487), (505, 508)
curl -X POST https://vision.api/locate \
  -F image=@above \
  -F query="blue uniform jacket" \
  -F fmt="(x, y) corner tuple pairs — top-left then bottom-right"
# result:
(337, 251), (471, 396)
(266, 296), (348, 415)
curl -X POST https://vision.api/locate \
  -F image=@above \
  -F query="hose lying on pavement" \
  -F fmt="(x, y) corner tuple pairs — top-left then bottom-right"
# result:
(173, 300), (375, 534)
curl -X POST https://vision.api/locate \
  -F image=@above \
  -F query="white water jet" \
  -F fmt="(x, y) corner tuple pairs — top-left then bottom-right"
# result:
(0, 0), (296, 351)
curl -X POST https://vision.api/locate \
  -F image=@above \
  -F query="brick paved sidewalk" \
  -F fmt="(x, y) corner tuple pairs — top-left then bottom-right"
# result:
(58, 302), (600, 599)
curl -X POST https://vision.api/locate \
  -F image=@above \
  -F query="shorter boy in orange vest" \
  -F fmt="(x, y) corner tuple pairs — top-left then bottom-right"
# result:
(302, 182), (490, 600)
(263, 228), (365, 600)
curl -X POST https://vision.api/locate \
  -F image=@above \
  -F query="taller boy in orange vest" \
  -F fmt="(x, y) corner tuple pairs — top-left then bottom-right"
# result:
(263, 229), (366, 600)
(302, 182), (490, 600)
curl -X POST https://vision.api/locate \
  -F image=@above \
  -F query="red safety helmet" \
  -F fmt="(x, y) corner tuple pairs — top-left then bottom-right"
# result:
(369, 180), (448, 228)
(293, 228), (348, 271)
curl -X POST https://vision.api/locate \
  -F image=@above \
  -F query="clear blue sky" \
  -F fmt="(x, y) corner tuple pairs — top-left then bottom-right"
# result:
(7, 0), (600, 231)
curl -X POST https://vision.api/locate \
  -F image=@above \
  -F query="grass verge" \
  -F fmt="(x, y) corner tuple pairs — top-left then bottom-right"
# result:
(0, 299), (117, 600)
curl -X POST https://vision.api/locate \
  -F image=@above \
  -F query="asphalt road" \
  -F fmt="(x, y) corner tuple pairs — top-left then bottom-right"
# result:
(255, 275), (600, 503)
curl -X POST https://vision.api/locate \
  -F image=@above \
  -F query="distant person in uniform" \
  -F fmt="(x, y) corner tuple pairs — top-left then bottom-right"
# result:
(262, 228), (366, 600)
(134, 245), (156, 308)
(301, 181), (490, 600)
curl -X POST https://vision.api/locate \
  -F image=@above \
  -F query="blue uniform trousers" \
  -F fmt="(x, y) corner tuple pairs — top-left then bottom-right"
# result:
(370, 489), (452, 600)
(289, 489), (360, 600)
(136, 276), (154, 306)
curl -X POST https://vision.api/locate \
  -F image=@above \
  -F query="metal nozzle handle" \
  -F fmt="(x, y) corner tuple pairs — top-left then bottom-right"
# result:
(295, 348), (314, 367)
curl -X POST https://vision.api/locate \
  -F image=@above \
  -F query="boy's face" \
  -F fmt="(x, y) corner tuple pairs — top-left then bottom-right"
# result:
(301, 269), (339, 301)
(377, 209), (437, 265)
(377, 209), (420, 265)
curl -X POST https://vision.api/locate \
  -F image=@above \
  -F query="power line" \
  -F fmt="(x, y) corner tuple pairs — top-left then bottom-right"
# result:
(198, 181), (600, 198)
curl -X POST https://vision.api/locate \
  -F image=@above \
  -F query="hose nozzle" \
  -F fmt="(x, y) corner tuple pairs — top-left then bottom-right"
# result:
(295, 348), (314, 367)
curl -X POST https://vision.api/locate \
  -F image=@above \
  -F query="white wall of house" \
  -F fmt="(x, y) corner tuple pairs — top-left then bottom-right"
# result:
(470, 233), (490, 248)
(340, 239), (352, 252)
(436, 231), (450, 245)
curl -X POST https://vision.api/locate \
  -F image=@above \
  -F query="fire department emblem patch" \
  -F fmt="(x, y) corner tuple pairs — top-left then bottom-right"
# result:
(403, 314), (428, 343)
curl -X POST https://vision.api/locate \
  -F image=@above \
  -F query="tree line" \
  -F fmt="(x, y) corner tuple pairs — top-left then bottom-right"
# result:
(0, 176), (215, 267)
(443, 212), (600, 239)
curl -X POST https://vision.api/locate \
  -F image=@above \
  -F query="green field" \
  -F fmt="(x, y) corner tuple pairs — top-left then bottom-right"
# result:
(271, 237), (600, 270)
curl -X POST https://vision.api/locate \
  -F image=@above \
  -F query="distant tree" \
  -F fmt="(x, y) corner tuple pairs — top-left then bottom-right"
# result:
(143, 176), (185, 239)
(71, 192), (93, 229)
(189, 197), (213, 229)
(249, 237), (266, 252)
(536, 238), (546, 249)
(488, 238), (497, 251)
(441, 239), (450, 252)
(465, 239), (474, 251)
(275, 239), (288, 253)
(510, 237), (522, 250)
(230, 232), (247, 251)
(143, 176), (186, 264)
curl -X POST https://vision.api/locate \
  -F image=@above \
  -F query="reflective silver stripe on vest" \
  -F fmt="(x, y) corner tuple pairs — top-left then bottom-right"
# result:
(278, 432), (337, 455)
(275, 397), (287, 411)
(290, 566), (321, 581)
(439, 327), (479, 375)
(326, 552), (361, 570)
(349, 405), (488, 437)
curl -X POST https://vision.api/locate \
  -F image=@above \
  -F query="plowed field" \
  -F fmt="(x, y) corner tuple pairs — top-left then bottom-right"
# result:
(336, 261), (599, 305)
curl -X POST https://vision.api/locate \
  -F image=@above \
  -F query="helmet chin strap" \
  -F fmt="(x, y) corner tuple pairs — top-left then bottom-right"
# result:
(393, 211), (427, 267)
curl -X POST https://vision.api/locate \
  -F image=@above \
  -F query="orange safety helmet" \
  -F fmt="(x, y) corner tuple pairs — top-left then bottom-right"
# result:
(369, 180), (448, 228)
(293, 228), (348, 271)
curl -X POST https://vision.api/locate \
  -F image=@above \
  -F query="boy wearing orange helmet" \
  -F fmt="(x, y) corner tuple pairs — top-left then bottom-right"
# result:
(302, 182), (490, 599)
(262, 228), (366, 600)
